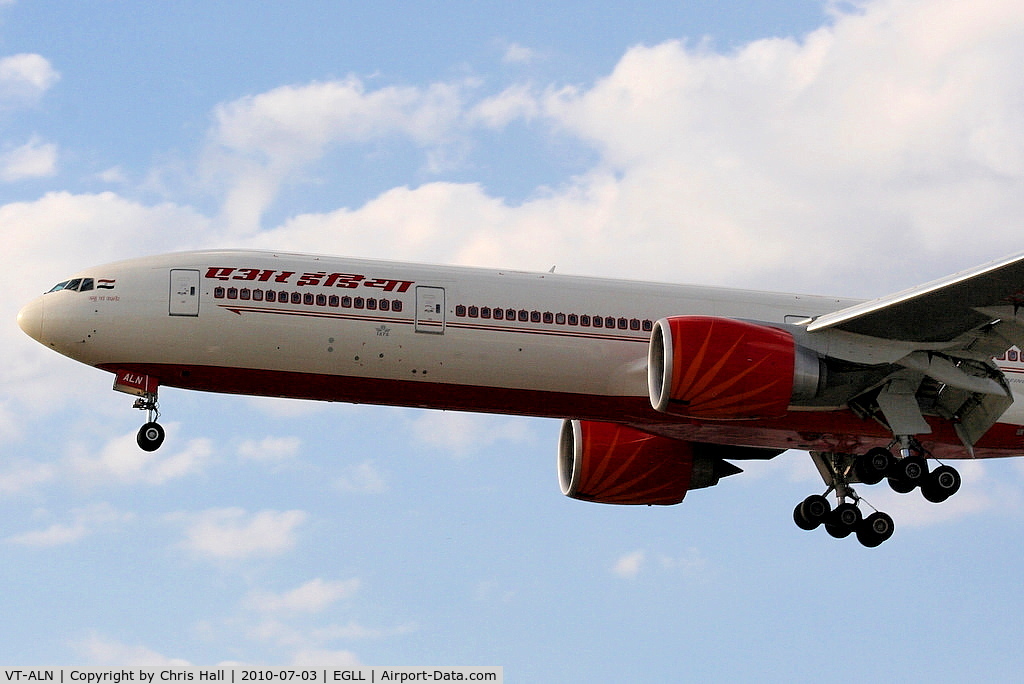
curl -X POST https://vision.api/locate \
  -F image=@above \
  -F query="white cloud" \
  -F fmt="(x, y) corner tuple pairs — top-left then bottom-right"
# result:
(70, 633), (190, 666)
(501, 42), (538, 65)
(0, 53), (59, 103)
(0, 136), (57, 181)
(470, 84), (540, 129)
(69, 427), (214, 485)
(203, 77), (467, 234)
(409, 412), (533, 458)
(612, 550), (645, 579)
(174, 507), (307, 560)
(334, 460), (388, 494)
(244, 578), (361, 613)
(6, 502), (134, 547)
(238, 435), (302, 464)
(290, 648), (361, 667)
(0, 458), (55, 494)
(224, 0), (1024, 297)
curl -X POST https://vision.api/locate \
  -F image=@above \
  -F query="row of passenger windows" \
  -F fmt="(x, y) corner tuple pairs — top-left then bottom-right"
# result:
(996, 348), (1022, 362)
(213, 287), (404, 312)
(455, 304), (653, 332)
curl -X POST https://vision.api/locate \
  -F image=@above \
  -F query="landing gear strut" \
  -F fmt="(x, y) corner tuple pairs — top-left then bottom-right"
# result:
(793, 444), (961, 548)
(133, 391), (165, 452)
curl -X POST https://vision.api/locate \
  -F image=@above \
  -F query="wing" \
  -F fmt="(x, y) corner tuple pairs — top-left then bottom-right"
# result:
(807, 251), (1024, 343)
(804, 251), (1024, 451)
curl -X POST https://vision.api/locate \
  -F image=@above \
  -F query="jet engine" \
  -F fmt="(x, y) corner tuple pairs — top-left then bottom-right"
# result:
(558, 420), (739, 505)
(648, 316), (822, 420)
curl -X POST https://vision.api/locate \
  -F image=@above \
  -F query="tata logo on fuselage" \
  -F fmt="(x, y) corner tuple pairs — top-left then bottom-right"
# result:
(204, 267), (415, 293)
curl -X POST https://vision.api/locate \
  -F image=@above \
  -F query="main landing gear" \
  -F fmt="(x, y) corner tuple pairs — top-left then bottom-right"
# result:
(793, 443), (961, 547)
(133, 390), (165, 452)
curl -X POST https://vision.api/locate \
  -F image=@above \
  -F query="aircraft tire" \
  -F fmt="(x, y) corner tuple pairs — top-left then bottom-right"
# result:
(922, 465), (961, 503)
(890, 454), (928, 488)
(824, 502), (861, 539)
(137, 421), (165, 452)
(854, 447), (892, 485)
(794, 503), (817, 530)
(887, 475), (916, 494)
(799, 494), (831, 529)
(856, 511), (894, 547)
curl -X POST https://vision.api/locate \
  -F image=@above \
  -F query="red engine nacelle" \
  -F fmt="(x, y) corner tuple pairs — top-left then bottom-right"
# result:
(558, 420), (696, 505)
(648, 316), (821, 420)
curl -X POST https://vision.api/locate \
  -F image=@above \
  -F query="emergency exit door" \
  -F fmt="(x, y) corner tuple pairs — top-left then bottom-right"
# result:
(169, 269), (200, 316)
(415, 286), (445, 333)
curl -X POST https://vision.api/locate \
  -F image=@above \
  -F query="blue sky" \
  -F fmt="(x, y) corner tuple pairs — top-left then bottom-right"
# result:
(4, 0), (1024, 679)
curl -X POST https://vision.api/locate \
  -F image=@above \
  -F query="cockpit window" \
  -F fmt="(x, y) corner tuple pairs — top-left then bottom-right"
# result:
(47, 278), (90, 293)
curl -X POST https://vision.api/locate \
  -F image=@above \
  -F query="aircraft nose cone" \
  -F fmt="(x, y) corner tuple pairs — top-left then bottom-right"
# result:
(17, 297), (44, 343)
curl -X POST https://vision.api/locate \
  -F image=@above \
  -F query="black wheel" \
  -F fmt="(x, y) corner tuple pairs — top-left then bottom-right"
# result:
(794, 503), (817, 530)
(854, 447), (893, 485)
(137, 421), (165, 452)
(799, 494), (831, 529)
(887, 476), (916, 494)
(825, 502), (861, 538)
(922, 465), (961, 503)
(856, 511), (895, 547)
(890, 454), (928, 488)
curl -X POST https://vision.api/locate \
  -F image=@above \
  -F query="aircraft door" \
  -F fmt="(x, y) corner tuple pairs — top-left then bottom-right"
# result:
(415, 286), (445, 334)
(169, 269), (200, 316)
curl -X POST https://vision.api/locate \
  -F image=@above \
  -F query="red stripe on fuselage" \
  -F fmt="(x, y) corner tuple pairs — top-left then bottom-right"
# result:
(97, 362), (1024, 460)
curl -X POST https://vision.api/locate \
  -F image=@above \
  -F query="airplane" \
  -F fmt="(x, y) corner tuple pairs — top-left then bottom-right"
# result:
(17, 249), (1024, 547)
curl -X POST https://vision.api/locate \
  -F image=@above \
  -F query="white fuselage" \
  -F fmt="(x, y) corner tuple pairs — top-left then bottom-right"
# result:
(17, 249), (1024, 457)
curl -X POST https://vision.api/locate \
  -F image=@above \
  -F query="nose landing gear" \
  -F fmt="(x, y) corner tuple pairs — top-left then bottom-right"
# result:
(133, 392), (165, 452)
